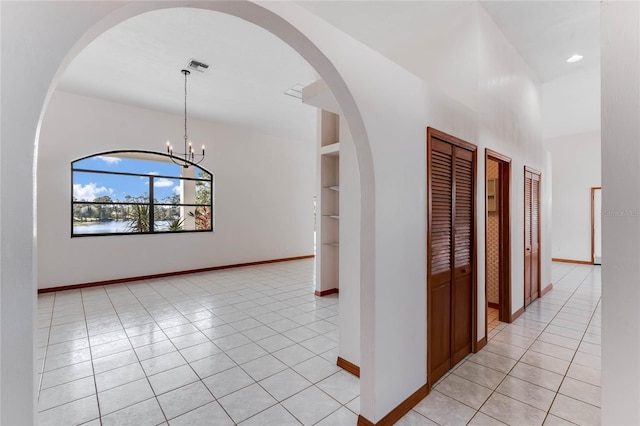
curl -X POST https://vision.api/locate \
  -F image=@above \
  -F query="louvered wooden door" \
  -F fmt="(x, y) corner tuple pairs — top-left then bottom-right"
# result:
(427, 129), (475, 386)
(429, 138), (454, 383)
(452, 148), (473, 364)
(524, 169), (541, 307)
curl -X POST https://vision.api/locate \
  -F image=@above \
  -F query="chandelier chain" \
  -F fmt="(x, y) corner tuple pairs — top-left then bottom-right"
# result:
(184, 69), (188, 144)
(166, 67), (205, 168)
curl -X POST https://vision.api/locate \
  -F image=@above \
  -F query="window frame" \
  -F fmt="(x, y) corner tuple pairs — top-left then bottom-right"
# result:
(71, 150), (214, 237)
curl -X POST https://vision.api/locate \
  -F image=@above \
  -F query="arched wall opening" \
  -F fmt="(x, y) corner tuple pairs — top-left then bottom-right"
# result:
(2, 2), (377, 424)
(37, 4), (375, 283)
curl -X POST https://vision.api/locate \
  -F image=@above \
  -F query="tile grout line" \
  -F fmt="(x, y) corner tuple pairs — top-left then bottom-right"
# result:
(36, 292), (56, 402)
(79, 288), (103, 426)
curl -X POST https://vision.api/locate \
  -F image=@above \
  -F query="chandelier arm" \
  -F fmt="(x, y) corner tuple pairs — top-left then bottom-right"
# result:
(169, 154), (185, 167)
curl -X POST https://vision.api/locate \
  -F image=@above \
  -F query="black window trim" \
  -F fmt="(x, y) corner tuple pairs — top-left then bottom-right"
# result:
(71, 150), (214, 237)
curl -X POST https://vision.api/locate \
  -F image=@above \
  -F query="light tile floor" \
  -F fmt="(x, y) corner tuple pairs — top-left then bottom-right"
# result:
(398, 262), (601, 426)
(37, 259), (356, 426)
(37, 260), (601, 426)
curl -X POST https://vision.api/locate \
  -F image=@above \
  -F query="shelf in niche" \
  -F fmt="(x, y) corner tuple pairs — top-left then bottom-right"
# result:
(320, 142), (340, 156)
(323, 242), (340, 247)
(323, 185), (339, 192)
(322, 214), (340, 219)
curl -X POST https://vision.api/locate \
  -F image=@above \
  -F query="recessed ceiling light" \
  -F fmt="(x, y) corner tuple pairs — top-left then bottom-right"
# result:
(566, 54), (583, 63)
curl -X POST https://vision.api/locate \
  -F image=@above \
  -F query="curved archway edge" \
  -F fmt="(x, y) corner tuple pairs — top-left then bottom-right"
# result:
(1, 1), (378, 424)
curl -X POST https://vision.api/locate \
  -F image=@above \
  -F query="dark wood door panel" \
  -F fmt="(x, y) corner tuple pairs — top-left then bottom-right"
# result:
(430, 142), (453, 278)
(524, 169), (541, 308)
(427, 128), (476, 388)
(454, 263), (472, 278)
(531, 176), (540, 303)
(531, 251), (539, 301)
(429, 270), (452, 288)
(428, 282), (451, 384)
(432, 138), (454, 155)
(452, 273), (472, 365)
(454, 150), (473, 273)
(524, 252), (532, 306)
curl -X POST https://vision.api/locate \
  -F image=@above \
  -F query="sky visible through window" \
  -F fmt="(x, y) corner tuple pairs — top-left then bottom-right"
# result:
(72, 153), (213, 235)
(73, 156), (192, 202)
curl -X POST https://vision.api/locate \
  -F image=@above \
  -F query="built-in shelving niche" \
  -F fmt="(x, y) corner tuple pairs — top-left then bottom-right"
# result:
(318, 110), (340, 291)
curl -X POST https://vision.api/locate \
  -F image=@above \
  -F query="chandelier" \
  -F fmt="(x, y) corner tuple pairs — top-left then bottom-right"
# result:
(166, 69), (205, 168)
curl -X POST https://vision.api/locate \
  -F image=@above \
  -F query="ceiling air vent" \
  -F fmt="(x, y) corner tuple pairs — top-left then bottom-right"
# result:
(185, 59), (210, 73)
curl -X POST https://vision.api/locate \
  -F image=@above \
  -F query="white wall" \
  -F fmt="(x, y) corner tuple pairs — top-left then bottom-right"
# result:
(385, 4), (480, 111)
(543, 65), (600, 140)
(476, 4), (552, 317)
(38, 91), (316, 288)
(385, 2), (551, 333)
(542, 65), (602, 262)
(546, 131), (601, 262)
(601, 2), (640, 424)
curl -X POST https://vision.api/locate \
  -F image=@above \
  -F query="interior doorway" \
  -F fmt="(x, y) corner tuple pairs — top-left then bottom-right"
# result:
(485, 150), (511, 327)
(592, 187), (602, 265)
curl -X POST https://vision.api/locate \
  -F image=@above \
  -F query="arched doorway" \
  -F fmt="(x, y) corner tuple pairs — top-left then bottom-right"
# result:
(1, 2), (374, 423)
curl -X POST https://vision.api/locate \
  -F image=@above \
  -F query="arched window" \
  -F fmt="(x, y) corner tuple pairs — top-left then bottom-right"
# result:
(71, 151), (213, 236)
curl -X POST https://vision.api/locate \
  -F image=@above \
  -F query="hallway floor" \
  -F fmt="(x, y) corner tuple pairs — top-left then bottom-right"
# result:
(398, 262), (601, 425)
(36, 260), (600, 425)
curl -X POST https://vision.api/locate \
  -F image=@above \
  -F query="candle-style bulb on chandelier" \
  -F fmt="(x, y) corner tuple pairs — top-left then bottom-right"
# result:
(166, 69), (205, 168)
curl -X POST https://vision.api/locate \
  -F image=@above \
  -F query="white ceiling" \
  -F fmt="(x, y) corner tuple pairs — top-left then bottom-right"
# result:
(57, 7), (320, 142)
(479, 1), (600, 83)
(299, 0), (600, 83)
(297, 1), (471, 54)
(57, 2), (600, 141)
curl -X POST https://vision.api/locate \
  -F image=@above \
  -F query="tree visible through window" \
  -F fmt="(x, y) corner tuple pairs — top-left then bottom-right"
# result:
(71, 151), (213, 236)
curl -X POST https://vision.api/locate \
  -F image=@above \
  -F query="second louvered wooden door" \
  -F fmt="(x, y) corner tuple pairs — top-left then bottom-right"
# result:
(524, 168), (541, 307)
(427, 129), (476, 386)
